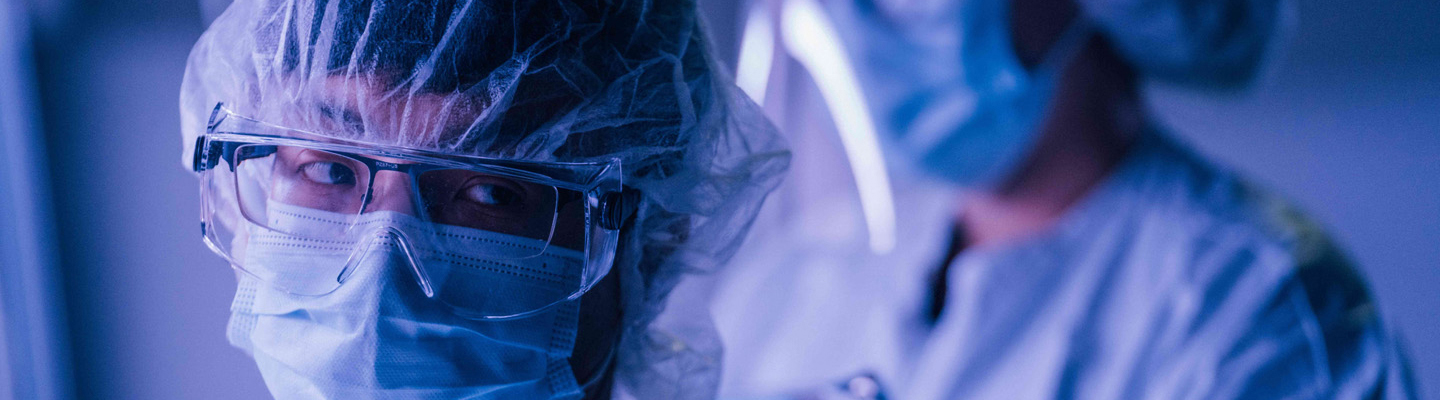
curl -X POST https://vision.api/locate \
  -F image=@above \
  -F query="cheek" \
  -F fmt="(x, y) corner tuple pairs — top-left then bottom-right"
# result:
(230, 224), (251, 268)
(549, 200), (586, 251)
(578, 270), (621, 339)
(233, 221), (250, 258)
(569, 269), (622, 381)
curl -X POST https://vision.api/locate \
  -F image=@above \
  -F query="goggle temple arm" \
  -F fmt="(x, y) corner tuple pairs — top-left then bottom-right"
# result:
(599, 188), (641, 231)
(193, 102), (232, 173)
(191, 136), (213, 172)
(193, 136), (271, 173)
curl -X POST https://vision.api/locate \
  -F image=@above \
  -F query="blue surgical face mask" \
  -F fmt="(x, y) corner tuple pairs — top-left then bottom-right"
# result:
(828, 0), (1092, 187)
(227, 207), (589, 400)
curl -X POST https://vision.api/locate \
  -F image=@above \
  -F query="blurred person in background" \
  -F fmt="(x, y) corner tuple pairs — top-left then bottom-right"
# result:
(177, 0), (788, 398)
(708, 0), (1418, 398)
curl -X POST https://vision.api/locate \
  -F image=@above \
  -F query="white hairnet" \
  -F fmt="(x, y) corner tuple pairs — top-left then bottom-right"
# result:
(178, 0), (790, 398)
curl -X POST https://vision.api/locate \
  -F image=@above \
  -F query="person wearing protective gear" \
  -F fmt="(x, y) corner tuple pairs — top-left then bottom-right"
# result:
(708, 0), (1417, 398)
(179, 0), (789, 399)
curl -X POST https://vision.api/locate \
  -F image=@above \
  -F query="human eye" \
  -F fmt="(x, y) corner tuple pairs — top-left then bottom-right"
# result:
(460, 181), (523, 206)
(298, 161), (358, 186)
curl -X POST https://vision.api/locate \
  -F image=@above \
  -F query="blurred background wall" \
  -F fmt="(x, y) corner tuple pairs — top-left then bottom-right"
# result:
(19, 0), (268, 398)
(0, 0), (1433, 398)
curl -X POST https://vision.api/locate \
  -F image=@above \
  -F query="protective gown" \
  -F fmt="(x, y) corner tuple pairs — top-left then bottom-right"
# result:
(917, 134), (1418, 399)
(714, 127), (1417, 399)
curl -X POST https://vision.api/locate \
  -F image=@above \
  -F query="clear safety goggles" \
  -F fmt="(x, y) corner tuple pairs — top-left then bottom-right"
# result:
(192, 103), (635, 319)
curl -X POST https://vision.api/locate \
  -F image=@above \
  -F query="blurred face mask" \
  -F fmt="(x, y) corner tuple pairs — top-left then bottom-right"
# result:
(830, 0), (1091, 187)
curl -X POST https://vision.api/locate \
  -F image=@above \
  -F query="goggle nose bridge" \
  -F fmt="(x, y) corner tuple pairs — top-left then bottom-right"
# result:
(357, 159), (431, 219)
(338, 226), (437, 299)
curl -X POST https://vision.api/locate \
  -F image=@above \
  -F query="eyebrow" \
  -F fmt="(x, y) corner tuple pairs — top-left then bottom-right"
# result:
(315, 101), (367, 136)
(310, 96), (489, 148)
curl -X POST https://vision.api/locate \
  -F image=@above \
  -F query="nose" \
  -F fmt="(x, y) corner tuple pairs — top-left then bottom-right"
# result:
(365, 171), (419, 215)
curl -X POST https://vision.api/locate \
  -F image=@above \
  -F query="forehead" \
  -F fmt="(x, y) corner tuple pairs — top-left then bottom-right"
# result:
(260, 75), (488, 148)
